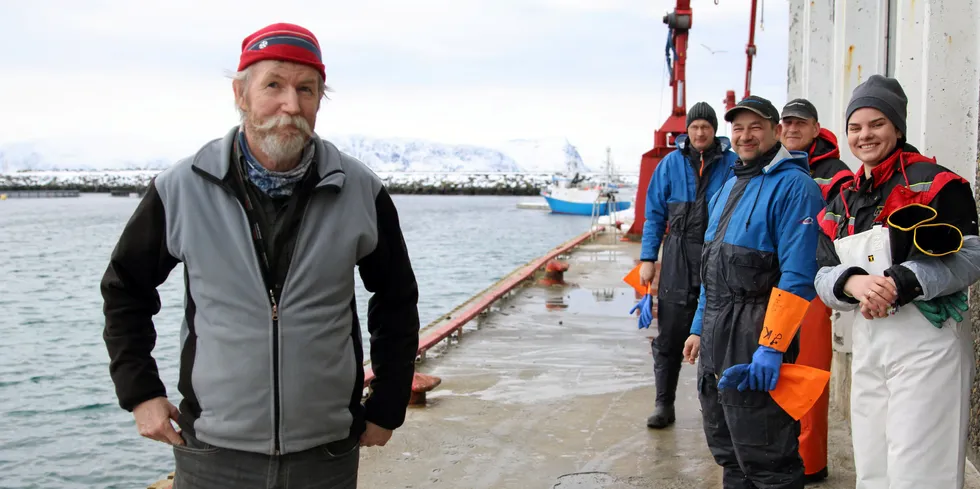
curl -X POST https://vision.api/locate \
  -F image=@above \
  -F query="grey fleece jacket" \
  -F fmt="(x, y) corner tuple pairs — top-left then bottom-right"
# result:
(100, 126), (420, 455)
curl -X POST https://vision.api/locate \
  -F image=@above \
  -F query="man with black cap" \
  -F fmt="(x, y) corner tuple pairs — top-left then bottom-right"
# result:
(778, 98), (854, 484)
(814, 74), (980, 489)
(685, 94), (825, 488)
(637, 101), (738, 429)
(780, 98), (854, 204)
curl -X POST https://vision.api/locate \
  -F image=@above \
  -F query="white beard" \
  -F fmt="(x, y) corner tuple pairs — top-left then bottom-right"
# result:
(247, 113), (312, 165)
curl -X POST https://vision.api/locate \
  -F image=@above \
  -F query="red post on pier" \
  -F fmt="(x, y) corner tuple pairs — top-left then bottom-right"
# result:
(626, 1), (691, 239)
(743, 0), (758, 100)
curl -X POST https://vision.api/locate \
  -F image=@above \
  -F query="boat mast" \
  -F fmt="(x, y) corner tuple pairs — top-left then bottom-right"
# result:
(604, 147), (613, 182)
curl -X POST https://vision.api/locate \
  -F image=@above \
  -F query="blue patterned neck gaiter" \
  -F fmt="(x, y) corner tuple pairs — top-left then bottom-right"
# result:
(238, 129), (314, 198)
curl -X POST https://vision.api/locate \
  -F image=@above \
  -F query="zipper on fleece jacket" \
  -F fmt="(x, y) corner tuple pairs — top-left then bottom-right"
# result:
(268, 288), (281, 455)
(223, 171), (290, 456)
(221, 142), (323, 456)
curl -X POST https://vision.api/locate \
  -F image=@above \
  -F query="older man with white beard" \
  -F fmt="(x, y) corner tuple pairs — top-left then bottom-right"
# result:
(100, 23), (421, 489)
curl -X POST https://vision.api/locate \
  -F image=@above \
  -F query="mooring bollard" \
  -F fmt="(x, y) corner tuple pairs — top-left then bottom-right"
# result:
(538, 259), (570, 286)
(409, 372), (442, 406)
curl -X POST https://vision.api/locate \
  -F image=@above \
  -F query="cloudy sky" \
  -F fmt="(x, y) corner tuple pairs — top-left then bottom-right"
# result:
(1, 0), (790, 170)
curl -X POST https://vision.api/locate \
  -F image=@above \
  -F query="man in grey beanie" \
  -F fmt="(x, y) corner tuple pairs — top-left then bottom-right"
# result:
(636, 101), (737, 429)
(814, 74), (980, 488)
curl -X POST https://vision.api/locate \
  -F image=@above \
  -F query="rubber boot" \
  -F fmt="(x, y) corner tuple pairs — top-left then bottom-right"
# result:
(913, 223), (963, 258)
(886, 203), (936, 263)
(646, 404), (675, 429)
(804, 467), (828, 485)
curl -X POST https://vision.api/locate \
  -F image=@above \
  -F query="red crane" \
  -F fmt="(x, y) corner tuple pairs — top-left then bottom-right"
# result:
(626, 0), (760, 238)
(624, 0), (692, 238)
(730, 0), (760, 110)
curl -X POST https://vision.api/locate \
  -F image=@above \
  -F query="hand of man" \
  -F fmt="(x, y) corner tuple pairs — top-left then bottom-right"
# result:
(683, 335), (701, 365)
(844, 274), (897, 318)
(359, 421), (393, 447)
(639, 261), (658, 287)
(748, 346), (782, 391)
(133, 397), (184, 446)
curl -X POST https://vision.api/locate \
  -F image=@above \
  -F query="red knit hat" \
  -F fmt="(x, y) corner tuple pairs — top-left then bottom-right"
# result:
(238, 23), (325, 80)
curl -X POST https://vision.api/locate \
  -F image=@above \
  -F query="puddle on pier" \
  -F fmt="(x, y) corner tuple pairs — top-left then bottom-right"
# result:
(542, 287), (642, 317)
(432, 282), (656, 404)
(567, 248), (628, 263)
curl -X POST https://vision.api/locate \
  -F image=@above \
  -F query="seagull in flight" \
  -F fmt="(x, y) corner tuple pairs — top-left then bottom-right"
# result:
(701, 43), (728, 55)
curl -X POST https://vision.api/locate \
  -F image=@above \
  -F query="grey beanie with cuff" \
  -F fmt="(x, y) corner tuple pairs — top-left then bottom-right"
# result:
(845, 74), (908, 136)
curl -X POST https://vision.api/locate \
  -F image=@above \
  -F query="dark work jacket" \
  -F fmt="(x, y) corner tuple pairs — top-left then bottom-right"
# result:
(640, 135), (738, 304)
(691, 144), (826, 379)
(806, 128), (854, 204)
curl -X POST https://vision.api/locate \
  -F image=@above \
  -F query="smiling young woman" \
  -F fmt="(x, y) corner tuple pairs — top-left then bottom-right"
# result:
(846, 108), (902, 173)
(814, 74), (980, 489)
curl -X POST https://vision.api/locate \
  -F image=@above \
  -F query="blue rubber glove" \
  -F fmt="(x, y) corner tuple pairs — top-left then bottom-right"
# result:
(748, 346), (782, 391)
(717, 364), (751, 391)
(629, 294), (654, 329)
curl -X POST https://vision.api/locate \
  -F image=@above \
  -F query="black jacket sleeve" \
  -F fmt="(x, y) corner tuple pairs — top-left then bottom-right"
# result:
(886, 176), (979, 302)
(357, 186), (421, 430)
(100, 180), (180, 411)
(930, 178), (980, 236)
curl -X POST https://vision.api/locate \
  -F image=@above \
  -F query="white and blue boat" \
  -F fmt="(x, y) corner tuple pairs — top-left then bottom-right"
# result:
(541, 182), (633, 216)
(540, 148), (634, 216)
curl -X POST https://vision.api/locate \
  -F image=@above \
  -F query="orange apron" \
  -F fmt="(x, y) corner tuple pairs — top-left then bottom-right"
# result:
(795, 296), (831, 476)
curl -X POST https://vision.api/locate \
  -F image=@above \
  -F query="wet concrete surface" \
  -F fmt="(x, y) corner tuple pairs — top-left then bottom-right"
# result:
(356, 233), (980, 488)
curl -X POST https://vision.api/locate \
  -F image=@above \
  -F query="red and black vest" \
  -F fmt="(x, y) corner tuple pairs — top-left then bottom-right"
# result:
(807, 128), (854, 204)
(817, 146), (970, 240)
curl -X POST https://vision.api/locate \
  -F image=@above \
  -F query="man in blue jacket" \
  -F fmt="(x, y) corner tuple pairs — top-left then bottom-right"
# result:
(638, 101), (738, 429)
(685, 95), (825, 488)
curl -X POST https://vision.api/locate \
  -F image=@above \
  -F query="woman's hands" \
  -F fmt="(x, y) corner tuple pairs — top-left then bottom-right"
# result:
(844, 274), (898, 319)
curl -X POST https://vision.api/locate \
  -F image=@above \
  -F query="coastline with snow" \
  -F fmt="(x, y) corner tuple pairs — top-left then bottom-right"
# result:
(0, 170), (640, 196)
(0, 133), (641, 195)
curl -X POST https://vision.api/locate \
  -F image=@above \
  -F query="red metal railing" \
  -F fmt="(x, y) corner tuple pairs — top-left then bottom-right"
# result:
(362, 229), (598, 385)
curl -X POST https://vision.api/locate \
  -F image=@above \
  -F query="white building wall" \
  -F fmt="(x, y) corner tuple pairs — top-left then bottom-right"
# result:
(788, 0), (980, 358)
(788, 0), (979, 180)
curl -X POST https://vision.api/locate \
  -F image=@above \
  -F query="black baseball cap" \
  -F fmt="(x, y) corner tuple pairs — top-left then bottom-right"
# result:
(724, 95), (781, 123)
(781, 98), (819, 122)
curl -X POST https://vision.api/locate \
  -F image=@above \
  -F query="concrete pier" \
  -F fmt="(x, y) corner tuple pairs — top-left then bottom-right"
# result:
(146, 231), (980, 488)
(352, 232), (979, 488)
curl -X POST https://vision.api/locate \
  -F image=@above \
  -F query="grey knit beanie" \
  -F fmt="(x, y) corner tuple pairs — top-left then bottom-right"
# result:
(687, 102), (718, 132)
(845, 74), (908, 136)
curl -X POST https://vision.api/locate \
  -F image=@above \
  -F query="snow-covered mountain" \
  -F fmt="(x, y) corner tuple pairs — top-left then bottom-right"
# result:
(0, 140), (175, 172)
(492, 137), (590, 174)
(0, 134), (591, 174)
